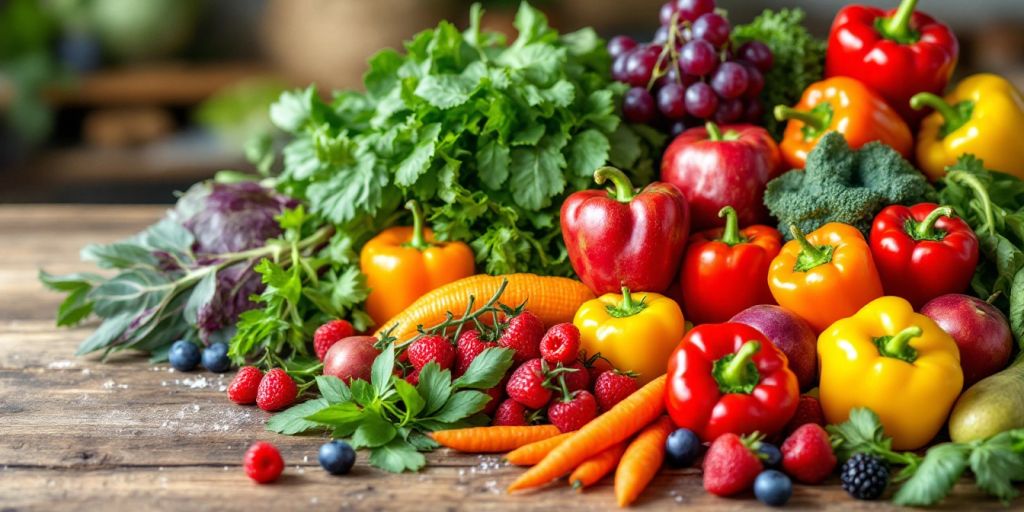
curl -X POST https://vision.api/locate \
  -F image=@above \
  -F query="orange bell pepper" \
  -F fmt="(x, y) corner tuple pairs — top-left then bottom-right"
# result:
(768, 222), (883, 332)
(361, 200), (475, 326)
(773, 77), (912, 170)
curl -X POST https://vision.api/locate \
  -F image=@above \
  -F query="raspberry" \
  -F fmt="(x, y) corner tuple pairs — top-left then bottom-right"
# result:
(244, 441), (284, 484)
(498, 311), (544, 364)
(313, 319), (355, 361)
(539, 323), (581, 364)
(780, 424), (837, 484)
(593, 370), (639, 411)
(227, 366), (263, 405)
(841, 453), (889, 500)
(407, 335), (455, 370)
(256, 368), (298, 412)
(492, 398), (529, 426)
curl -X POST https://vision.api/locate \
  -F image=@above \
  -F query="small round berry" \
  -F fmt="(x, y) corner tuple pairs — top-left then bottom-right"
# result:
(674, 0), (715, 22)
(169, 340), (201, 372)
(256, 368), (298, 412)
(757, 442), (782, 468)
(623, 87), (656, 124)
(738, 41), (774, 72)
(607, 35), (637, 59)
(201, 342), (231, 373)
(665, 428), (702, 468)
(658, 1), (678, 26)
(318, 440), (356, 475)
(244, 441), (284, 484)
(691, 13), (731, 47)
(684, 82), (718, 119)
(841, 453), (889, 500)
(754, 470), (793, 507)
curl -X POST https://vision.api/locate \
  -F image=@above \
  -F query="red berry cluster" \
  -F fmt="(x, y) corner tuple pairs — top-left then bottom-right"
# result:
(610, 0), (773, 135)
(228, 366), (298, 412)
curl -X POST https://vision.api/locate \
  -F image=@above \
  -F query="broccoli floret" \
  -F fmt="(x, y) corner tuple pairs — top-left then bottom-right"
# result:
(764, 132), (936, 238)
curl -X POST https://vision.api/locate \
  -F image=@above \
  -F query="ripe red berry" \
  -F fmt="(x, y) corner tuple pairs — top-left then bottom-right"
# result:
(498, 311), (544, 364)
(539, 323), (581, 364)
(547, 390), (598, 432)
(783, 396), (826, 436)
(405, 368), (421, 386)
(313, 319), (355, 361)
(703, 433), (764, 496)
(561, 361), (590, 393)
(781, 424), (837, 484)
(505, 358), (553, 409)
(593, 370), (639, 411)
(407, 335), (455, 370)
(256, 368), (298, 412)
(455, 329), (491, 376)
(227, 366), (263, 405)
(244, 441), (284, 484)
(492, 398), (529, 426)
(482, 385), (504, 416)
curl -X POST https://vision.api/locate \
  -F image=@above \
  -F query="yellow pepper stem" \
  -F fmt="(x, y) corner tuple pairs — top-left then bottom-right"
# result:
(717, 206), (746, 245)
(912, 206), (954, 241)
(876, 325), (922, 363)
(789, 225), (835, 272)
(404, 199), (431, 250)
(593, 167), (635, 203)
(606, 286), (648, 318)
(910, 93), (974, 138)
(713, 340), (761, 395)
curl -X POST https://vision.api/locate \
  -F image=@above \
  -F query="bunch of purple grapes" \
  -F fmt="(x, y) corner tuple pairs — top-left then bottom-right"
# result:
(609, 0), (773, 135)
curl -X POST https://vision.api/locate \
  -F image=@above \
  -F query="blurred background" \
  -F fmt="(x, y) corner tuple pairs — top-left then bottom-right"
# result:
(1, 0), (1022, 204)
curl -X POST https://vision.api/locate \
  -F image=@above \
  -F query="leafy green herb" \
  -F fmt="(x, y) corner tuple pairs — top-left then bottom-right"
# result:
(269, 343), (514, 473)
(732, 8), (826, 140)
(828, 407), (1024, 506)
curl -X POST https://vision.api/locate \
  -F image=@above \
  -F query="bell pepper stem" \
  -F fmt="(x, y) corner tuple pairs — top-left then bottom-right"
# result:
(620, 286), (635, 310)
(717, 341), (761, 391)
(593, 167), (636, 203)
(718, 206), (744, 245)
(910, 93), (968, 134)
(405, 200), (430, 250)
(880, 0), (919, 42)
(773, 105), (825, 131)
(789, 225), (835, 271)
(880, 326), (923, 362)
(914, 206), (954, 240)
(606, 287), (648, 318)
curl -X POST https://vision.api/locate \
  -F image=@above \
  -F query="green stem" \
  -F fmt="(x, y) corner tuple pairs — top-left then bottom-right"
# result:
(879, 326), (922, 362)
(718, 206), (745, 245)
(914, 206), (953, 240)
(789, 225), (834, 272)
(910, 93), (968, 134)
(706, 122), (723, 141)
(948, 171), (997, 237)
(605, 287), (648, 318)
(879, 0), (919, 42)
(593, 167), (636, 203)
(720, 341), (760, 386)
(773, 105), (825, 131)
(404, 200), (429, 250)
(620, 286), (634, 310)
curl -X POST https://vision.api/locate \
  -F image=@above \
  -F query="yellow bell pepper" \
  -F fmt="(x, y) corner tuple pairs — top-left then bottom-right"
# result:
(910, 73), (1024, 180)
(573, 287), (685, 385)
(818, 296), (963, 450)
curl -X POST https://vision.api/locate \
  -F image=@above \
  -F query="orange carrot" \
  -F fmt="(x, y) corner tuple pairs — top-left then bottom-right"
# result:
(374, 274), (594, 344)
(505, 432), (574, 466)
(569, 441), (627, 491)
(507, 374), (667, 492)
(430, 425), (562, 453)
(614, 416), (675, 507)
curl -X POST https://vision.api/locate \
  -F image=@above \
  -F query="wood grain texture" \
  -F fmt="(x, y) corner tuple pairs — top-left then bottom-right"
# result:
(0, 205), (1016, 511)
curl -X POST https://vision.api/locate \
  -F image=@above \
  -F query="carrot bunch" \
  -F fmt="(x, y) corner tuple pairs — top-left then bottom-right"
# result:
(430, 374), (672, 507)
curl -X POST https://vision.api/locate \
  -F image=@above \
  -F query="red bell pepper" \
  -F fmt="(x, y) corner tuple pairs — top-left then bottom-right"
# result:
(825, 0), (958, 124)
(561, 167), (690, 295)
(680, 206), (781, 324)
(869, 203), (979, 309)
(666, 323), (799, 441)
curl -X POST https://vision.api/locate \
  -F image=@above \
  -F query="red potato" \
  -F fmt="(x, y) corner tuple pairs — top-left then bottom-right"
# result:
(323, 336), (380, 383)
(731, 304), (817, 391)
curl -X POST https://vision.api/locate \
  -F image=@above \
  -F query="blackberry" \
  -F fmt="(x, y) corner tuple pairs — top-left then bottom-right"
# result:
(841, 453), (889, 500)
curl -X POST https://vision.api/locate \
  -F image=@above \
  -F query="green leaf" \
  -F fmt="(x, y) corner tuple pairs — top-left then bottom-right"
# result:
(352, 411), (398, 449)
(76, 313), (133, 355)
(430, 390), (491, 423)
(269, 87), (314, 132)
(893, 443), (970, 506)
(607, 123), (642, 169)
(350, 379), (376, 406)
(395, 123), (442, 186)
(476, 137), (510, 190)
(265, 398), (329, 435)
(826, 408), (892, 462)
(81, 242), (157, 269)
(369, 438), (427, 473)
(40, 270), (101, 327)
(393, 378), (425, 418)
(306, 402), (365, 425)
(509, 132), (567, 210)
(1010, 268), (1024, 345)
(416, 362), (452, 416)
(452, 347), (514, 390)
(566, 129), (610, 178)
(316, 375), (352, 404)
(414, 74), (476, 109)
(183, 271), (216, 326)
(969, 431), (1024, 501)
(371, 343), (396, 397)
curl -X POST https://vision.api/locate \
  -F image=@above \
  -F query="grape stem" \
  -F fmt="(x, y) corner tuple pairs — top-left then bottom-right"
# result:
(647, 11), (687, 90)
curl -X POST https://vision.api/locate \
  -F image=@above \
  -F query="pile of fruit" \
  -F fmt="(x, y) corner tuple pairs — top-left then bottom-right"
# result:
(41, 0), (1024, 507)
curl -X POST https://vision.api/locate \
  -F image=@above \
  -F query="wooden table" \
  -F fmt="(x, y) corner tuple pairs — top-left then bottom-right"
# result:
(0, 205), (1012, 511)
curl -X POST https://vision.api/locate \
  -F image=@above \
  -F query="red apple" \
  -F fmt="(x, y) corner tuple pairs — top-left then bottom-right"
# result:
(921, 294), (1013, 386)
(322, 336), (380, 383)
(661, 122), (782, 230)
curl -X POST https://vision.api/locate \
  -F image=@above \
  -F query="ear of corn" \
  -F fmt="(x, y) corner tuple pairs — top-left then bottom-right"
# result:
(374, 273), (595, 344)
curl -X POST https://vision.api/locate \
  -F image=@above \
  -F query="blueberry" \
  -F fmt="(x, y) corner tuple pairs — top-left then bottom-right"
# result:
(754, 469), (793, 507)
(201, 342), (231, 373)
(757, 442), (782, 468)
(319, 440), (356, 475)
(665, 428), (702, 468)
(168, 340), (201, 371)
